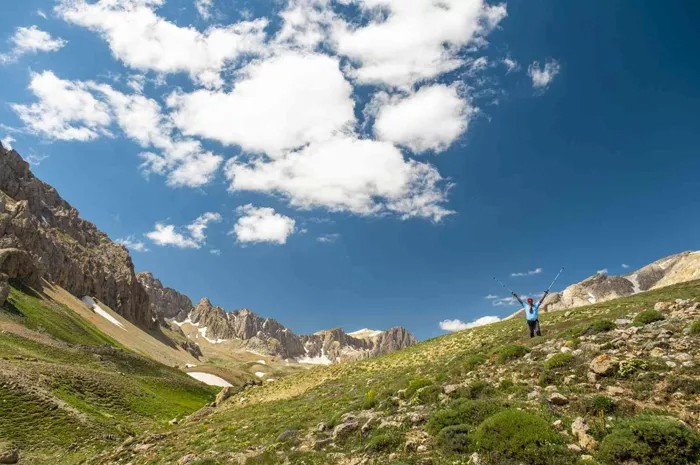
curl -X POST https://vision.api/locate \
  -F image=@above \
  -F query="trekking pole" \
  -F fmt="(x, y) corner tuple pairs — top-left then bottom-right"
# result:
(545, 267), (565, 292)
(493, 276), (516, 295)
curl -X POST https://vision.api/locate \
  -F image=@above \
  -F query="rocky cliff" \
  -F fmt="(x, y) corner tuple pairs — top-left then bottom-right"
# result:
(137, 272), (193, 323)
(176, 297), (416, 362)
(0, 145), (153, 326)
(542, 251), (700, 312)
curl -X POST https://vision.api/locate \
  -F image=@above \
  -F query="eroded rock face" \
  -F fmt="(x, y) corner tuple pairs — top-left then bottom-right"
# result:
(137, 272), (193, 322)
(540, 251), (700, 313)
(0, 146), (153, 327)
(180, 297), (416, 361)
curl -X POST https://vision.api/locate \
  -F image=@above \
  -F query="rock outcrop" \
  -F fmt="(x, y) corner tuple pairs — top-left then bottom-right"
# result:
(137, 272), (193, 322)
(177, 298), (416, 362)
(541, 251), (700, 312)
(0, 145), (153, 327)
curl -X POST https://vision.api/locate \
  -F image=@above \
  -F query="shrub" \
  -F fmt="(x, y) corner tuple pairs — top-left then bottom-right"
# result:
(633, 310), (665, 326)
(666, 376), (700, 395)
(588, 320), (616, 334)
(618, 359), (648, 378)
(587, 396), (616, 415)
(426, 399), (503, 436)
(413, 385), (441, 404)
(494, 344), (530, 363)
(597, 416), (700, 465)
(462, 353), (487, 371)
(450, 380), (494, 400)
(366, 431), (403, 452)
(403, 378), (432, 399)
(436, 424), (472, 453)
(689, 320), (700, 335)
(472, 409), (573, 465)
(544, 352), (575, 370)
(362, 389), (378, 410)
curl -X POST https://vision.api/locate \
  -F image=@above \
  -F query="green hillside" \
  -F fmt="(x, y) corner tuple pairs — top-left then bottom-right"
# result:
(93, 280), (700, 465)
(0, 283), (217, 464)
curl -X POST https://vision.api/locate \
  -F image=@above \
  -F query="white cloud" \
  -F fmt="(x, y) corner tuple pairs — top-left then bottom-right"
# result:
(528, 59), (560, 90)
(484, 294), (498, 300)
(210, 248), (222, 256)
(169, 52), (355, 156)
(317, 233), (339, 243)
(195, 0), (214, 19)
(502, 56), (519, 73)
(11, 71), (112, 141)
(37, 10), (49, 19)
(56, 0), (268, 88)
(116, 236), (149, 252)
(492, 296), (518, 307)
(233, 205), (296, 245)
(1, 26), (66, 63)
(373, 84), (473, 153)
(511, 267), (542, 277)
(333, 0), (507, 88)
(147, 212), (221, 249)
(225, 136), (453, 221)
(439, 315), (501, 332)
(597, 268), (608, 275)
(621, 263), (630, 269)
(274, 0), (335, 50)
(1, 136), (15, 150)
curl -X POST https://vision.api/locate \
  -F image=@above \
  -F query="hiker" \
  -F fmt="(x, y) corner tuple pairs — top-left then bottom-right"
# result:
(512, 291), (548, 338)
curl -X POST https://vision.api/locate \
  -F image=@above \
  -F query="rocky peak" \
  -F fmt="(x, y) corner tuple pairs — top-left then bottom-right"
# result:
(136, 272), (193, 323)
(0, 145), (153, 327)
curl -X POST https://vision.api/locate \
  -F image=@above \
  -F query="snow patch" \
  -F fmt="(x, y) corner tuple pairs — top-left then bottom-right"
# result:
(254, 371), (265, 378)
(185, 363), (197, 368)
(82, 296), (126, 330)
(297, 348), (333, 365)
(257, 360), (266, 365)
(626, 273), (641, 294)
(186, 372), (232, 387)
(348, 328), (382, 338)
(586, 292), (597, 304)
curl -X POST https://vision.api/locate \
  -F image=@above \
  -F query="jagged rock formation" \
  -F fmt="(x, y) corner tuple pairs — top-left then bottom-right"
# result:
(177, 298), (416, 362)
(0, 145), (153, 326)
(542, 251), (700, 312)
(137, 272), (193, 323)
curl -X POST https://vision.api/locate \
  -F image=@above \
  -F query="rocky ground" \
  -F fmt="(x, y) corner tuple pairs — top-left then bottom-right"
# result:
(89, 281), (700, 465)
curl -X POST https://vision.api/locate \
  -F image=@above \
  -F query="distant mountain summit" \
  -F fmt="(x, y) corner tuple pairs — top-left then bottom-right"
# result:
(541, 251), (700, 312)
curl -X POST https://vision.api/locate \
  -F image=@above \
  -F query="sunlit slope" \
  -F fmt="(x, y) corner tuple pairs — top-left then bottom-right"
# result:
(95, 280), (700, 465)
(0, 283), (217, 464)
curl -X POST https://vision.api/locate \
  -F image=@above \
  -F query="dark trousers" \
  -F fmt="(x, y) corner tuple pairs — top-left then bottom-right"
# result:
(527, 319), (542, 338)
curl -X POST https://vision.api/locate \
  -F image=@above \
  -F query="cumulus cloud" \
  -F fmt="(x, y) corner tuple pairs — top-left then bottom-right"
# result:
(528, 59), (560, 90)
(147, 212), (221, 249)
(511, 267), (542, 277)
(194, 0), (214, 19)
(484, 294), (498, 300)
(1, 26), (66, 63)
(1, 135), (15, 150)
(56, 0), (268, 88)
(225, 136), (453, 221)
(317, 233), (339, 243)
(439, 315), (501, 332)
(233, 205), (296, 245)
(622, 263), (630, 269)
(169, 52), (355, 156)
(333, 0), (507, 88)
(116, 236), (149, 252)
(502, 56), (519, 73)
(373, 85), (473, 153)
(597, 268), (608, 275)
(492, 296), (518, 307)
(11, 71), (112, 141)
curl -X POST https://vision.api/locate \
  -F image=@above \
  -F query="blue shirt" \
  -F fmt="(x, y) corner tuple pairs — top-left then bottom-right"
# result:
(523, 302), (541, 321)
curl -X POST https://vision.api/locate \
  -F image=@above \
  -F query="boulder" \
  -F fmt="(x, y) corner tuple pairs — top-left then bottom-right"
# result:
(214, 386), (233, 407)
(571, 417), (598, 451)
(332, 420), (359, 440)
(0, 447), (18, 464)
(547, 393), (570, 406)
(589, 354), (618, 376)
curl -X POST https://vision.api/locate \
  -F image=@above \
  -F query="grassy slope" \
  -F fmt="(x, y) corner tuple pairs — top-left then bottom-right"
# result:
(0, 285), (217, 464)
(96, 280), (700, 465)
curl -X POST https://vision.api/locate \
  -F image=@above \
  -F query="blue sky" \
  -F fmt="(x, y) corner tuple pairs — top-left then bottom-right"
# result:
(1, 1), (698, 340)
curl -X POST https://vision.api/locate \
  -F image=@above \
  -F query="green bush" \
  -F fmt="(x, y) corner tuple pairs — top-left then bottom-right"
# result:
(413, 384), (441, 404)
(426, 399), (503, 436)
(436, 424), (472, 453)
(362, 389), (378, 410)
(597, 416), (700, 465)
(689, 320), (700, 335)
(366, 430), (403, 452)
(494, 344), (530, 363)
(588, 320), (616, 334)
(633, 310), (665, 326)
(449, 380), (494, 400)
(618, 359), (648, 378)
(462, 353), (487, 371)
(586, 396), (616, 415)
(403, 378), (432, 399)
(544, 352), (575, 370)
(472, 409), (573, 465)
